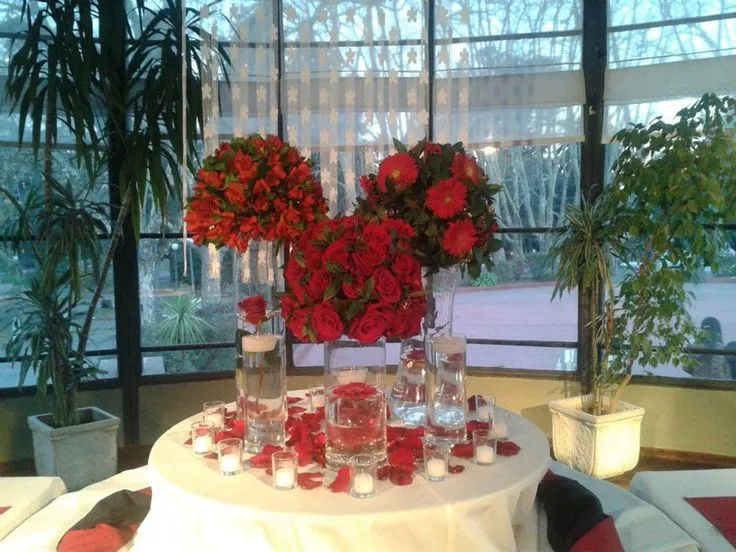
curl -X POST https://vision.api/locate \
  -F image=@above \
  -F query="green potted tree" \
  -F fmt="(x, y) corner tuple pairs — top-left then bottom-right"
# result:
(3, 0), (225, 490)
(549, 94), (736, 479)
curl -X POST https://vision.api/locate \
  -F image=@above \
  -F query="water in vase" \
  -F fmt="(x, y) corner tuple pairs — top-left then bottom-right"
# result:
(390, 340), (427, 426)
(426, 335), (467, 444)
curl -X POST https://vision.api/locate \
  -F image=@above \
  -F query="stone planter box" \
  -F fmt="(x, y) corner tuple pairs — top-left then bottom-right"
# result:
(548, 395), (645, 479)
(28, 406), (120, 491)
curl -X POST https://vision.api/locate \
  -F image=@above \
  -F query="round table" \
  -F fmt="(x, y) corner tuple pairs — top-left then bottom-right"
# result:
(135, 393), (550, 552)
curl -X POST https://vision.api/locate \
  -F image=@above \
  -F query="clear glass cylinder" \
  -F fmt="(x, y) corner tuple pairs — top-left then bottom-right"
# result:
(426, 334), (468, 445)
(324, 337), (387, 470)
(390, 267), (458, 425)
(238, 311), (286, 453)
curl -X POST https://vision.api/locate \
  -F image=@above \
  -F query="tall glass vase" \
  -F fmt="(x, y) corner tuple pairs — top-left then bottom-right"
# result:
(426, 334), (468, 444)
(390, 266), (458, 425)
(324, 337), (387, 470)
(237, 311), (286, 453)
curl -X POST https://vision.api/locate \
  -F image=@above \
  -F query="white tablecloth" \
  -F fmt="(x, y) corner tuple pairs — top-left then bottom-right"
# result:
(135, 396), (550, 552)
(630, 469), (736, 552)
(0, 476), (66, 542)
(0, 468), (149, 551)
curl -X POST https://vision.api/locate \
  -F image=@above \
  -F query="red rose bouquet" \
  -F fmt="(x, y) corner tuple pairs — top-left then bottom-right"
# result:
(355, 139), (501, 278)
(184, 134), (329, 252)
(280, 215), (426, 344)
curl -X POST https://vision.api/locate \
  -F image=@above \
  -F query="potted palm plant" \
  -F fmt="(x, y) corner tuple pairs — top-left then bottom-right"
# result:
(3, 0), (226, 490)
(549, 93), (736, 479)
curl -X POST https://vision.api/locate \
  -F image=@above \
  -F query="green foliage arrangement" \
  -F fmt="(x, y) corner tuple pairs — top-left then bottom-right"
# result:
(552, 93), (736, 415)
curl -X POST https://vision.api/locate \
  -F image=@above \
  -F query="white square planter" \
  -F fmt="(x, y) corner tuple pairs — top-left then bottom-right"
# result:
(548, 395), (645, 479)
(28, 406), (120, 491)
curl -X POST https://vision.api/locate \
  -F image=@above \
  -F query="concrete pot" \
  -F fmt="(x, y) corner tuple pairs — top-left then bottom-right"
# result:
(548, 394), (645, 479)
(28, 406), (120, 491)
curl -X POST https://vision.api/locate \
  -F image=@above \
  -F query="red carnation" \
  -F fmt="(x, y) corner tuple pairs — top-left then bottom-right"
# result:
(312, 304), (344, 341)
(426, 178), (468, 219)
(443, 219), (478, 258)
(238, 296), (267, 326)
(377, 153), (419, 193)
(451, 154), (482, 185)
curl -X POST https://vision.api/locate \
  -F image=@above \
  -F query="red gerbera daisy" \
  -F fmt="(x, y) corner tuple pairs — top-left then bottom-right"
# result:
(451, 154), (481, 185)
(425, 178), (468, 219)
(443, 219), (478, 258)
(377, 153), (419, 192)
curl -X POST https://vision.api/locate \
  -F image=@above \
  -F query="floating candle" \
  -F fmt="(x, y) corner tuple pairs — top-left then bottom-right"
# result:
(242, 334), (279, 353)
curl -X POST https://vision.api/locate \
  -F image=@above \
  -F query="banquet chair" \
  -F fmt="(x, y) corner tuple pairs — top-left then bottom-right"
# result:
(535, 461), (698, 552)
(0, 476), (67, 542)
(0, 467), (149, 551)
(630, 469), (736, 552)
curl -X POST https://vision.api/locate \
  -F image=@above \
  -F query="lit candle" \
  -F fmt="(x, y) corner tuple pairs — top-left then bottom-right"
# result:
(205, 412), (224, 430)
(477, 405), (492, 421)
(219, 453), (240, 474)
(274, 468), (295, 489)
(475, 445), (495, 465)
(352, 473), (375, 495)
(310, 394), (325, 408)
(193, 435), (213, 454)
(426, 458), (446, 479)
(493, 421), (508, 439)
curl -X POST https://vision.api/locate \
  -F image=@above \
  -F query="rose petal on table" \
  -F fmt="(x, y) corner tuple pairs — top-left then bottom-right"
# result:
(265, 467), (272, 476)
(227, 420), (245, 440)
(0, 507), (11, 515)
(389, 448), (415, 468)
(287, 396), (302, 405)
(448, 464), (465, 474)
(377, 465), (392, 481)
(288, 406), (307, 416)
(294, 439), (315, 466)
(497, 441), (521, 456)
(396, 435), (424, 459)
(203, 452), (218, 460)
(328, 467), (351, 493)
(465, 420), (490, 440)
(184, 437), (192, 446)
(250, 444), (284, 469)
(451, 442), (474, 459)
(297, 472), (323, 490)
(467, 395), (478, 412)
(390, 470), (413, 486)
(214, 431), (226, 443)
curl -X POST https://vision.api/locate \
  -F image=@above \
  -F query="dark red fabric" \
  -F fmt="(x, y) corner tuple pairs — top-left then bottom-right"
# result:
(58, 523), (138, 552)
(538, 469), (624, 552)
(685, 496), (736, 546)
(0, 506), (10, 515)
(569, 516), (624, 552)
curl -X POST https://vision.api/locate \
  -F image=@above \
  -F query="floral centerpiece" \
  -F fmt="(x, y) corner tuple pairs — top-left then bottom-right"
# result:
(280, 214), (426, 468)
(184, 133), (329, 252)
(355, 139), (502, 425)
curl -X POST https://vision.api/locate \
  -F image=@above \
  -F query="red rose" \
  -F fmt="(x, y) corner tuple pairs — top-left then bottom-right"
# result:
(386, 219), (416, 239)
(312, 304), (344, 341)
(426, 178), (468, 219)
(373, 267), (401, 305)
(443, 219), (478, 258)
(451, 154), (482, 185)
(377, 153), (419, 193)
(424, 142), (442, 156)
(238, 296), (266, 326)
(322, 239), (349, 271)
(342, 274), (365, 299)
(348, 309), (390, 344)
(363, 223), (392, 250)
(391, 253), (421, 284)
(351, 246), (386, 276)
(288, 308), (312, 342)
(280, 294), (296, 320)
(306, 269), (331, 302)
(284, 259), (307, 303)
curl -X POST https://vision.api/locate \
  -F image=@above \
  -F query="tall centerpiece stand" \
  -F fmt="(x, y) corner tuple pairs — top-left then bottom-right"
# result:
(356, 140), (501, 427)
(281, 215), (426, 470)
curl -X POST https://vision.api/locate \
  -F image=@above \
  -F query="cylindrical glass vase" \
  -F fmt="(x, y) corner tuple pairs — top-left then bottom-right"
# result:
(324, 337), (387, 470)
(426, 334), (467, 445)
(238, 311), (286, 453)
(390, 266), (458, 425)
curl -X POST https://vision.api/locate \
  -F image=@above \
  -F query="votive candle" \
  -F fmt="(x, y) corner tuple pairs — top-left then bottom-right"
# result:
(274, 468), (296, 489)
(190, 420), (215, 456)
(272, 450), (298, 491)
(193, 435), (213, 454)
(475, 445), (495, 465)
(352, 473), (375, 495)
(426, 458), (447, 478)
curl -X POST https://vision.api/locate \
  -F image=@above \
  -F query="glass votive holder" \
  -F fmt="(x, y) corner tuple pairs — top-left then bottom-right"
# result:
(203, 400), (226, 431)
(423, 439), (449, 482)
(475, 394), (496, 423)
(309, 385), (325, 410)
(191, 421), (215, 456)
(349, 454), (377, 499)
(272, 450), (298, 491)
(217, 438), (243, 476)
(473, 429), (496, 465)
(492, 409), (510, 440)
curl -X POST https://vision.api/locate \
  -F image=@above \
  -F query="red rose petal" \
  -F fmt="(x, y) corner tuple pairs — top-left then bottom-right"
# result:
(287, 396), (302, 404)
(203, 452), (218, 460)
(389, 448), (416, 469)
(451, 442), (474, 459)
(297, 472), (323, 490)
(329, 467), (351, 493)
(184, 438), (192, 446)
(214, 431), (226, 443)
(288, 406), (307, 416)
(228, 420), (246, 440)
(448, 463), (465, 474)
(377, 465), (392, 480)
(250, 444), (284, 469)
(390, 470), (413, 486)
(313, 432), (326, 446)
(497, 441), (521, 456)
(467, 395), (478, 411)
(0, 507), (11, 515)
(466, 420), (490, 440)
(265, 467), (273, 476)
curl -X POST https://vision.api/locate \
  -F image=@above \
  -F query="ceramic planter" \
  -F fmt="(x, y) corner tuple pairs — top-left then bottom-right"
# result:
(27, 406), (120, 491)
(548, 394), (645, 479)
